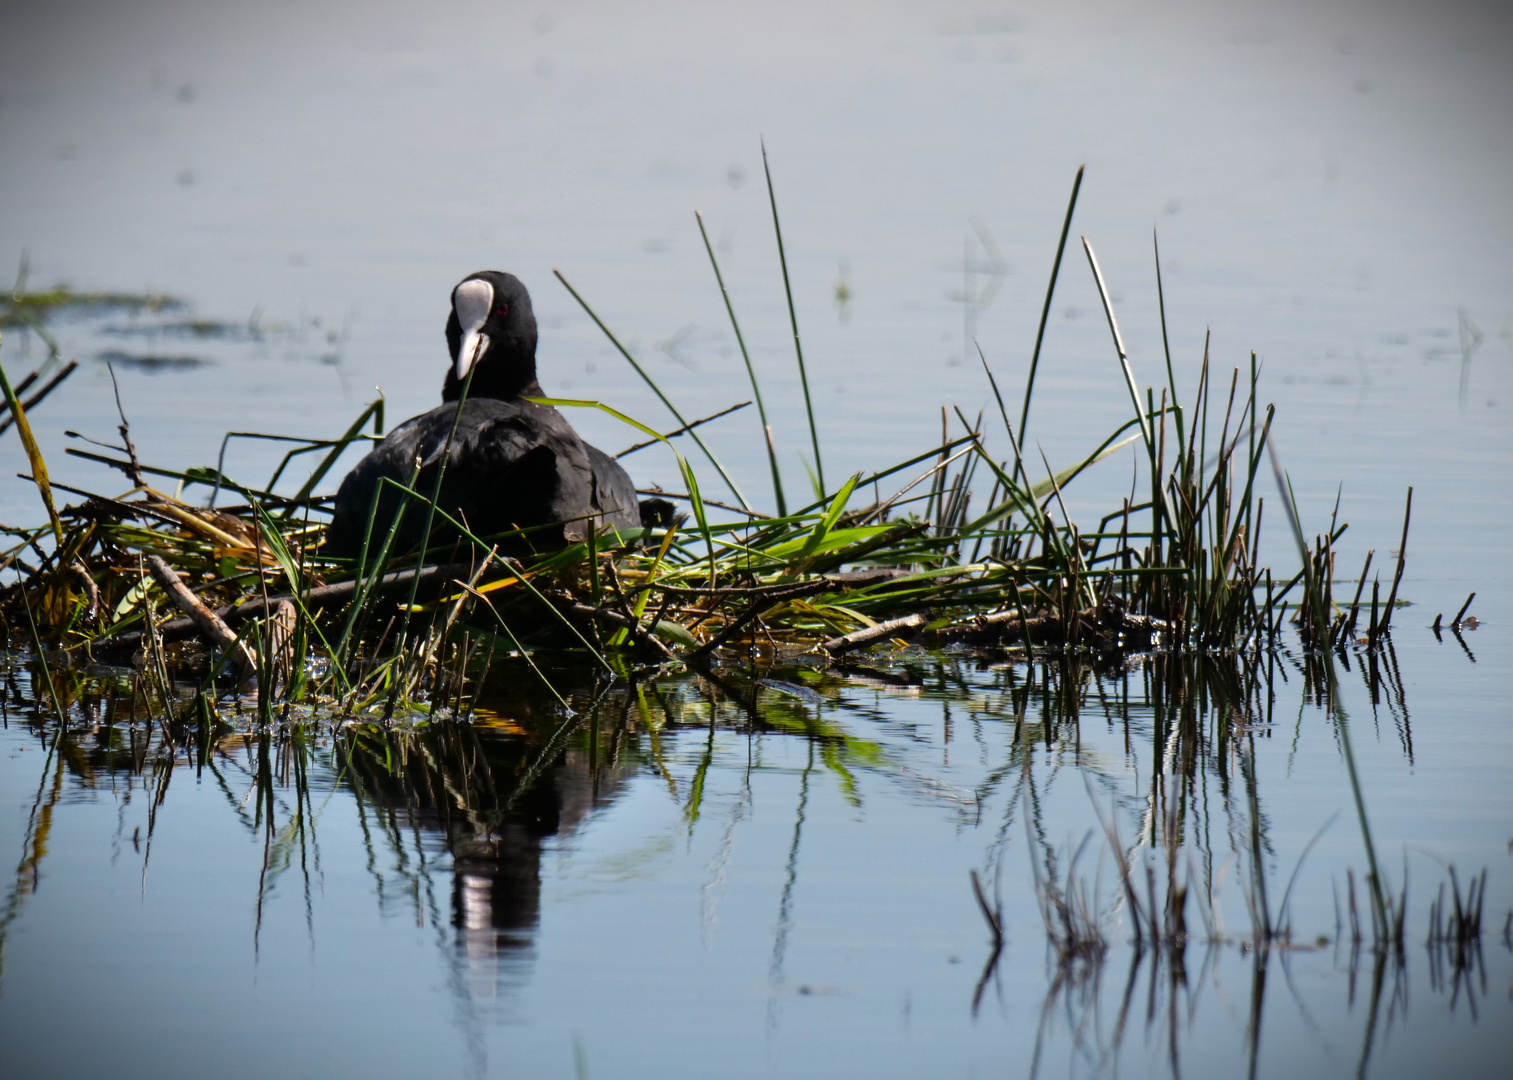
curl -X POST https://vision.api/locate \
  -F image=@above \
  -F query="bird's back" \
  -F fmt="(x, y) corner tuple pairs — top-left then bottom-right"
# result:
(327, 397), (605, 554)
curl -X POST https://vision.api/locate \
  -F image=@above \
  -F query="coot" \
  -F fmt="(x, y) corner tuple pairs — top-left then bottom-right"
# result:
(326, 271), (655, 555)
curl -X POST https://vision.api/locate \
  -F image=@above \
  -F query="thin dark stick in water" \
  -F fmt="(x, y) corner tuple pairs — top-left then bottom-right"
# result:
(6, 369), (41, 400)
(106, 362), (146, 489)
(1373, 487), (1412, 642)
(615, 400), (751, 458)
(970, 869), (1004, 946)
(1343, 550), (1373, 639)
(0, 360), (78, 436)
(635, 489), (771, 519)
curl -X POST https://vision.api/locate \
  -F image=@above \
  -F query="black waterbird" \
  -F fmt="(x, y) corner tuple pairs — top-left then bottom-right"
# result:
(327, 271), (666, 555)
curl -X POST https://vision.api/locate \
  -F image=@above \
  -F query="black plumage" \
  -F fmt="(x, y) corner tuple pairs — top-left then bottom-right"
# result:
(326, 271), (653, 556)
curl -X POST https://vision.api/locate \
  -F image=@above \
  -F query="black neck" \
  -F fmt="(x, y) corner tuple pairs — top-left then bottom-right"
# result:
(442, 364), (541, 402)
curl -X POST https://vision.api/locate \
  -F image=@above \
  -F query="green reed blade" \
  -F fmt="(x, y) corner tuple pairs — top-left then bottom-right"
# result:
(978, 345), (1029, 489)
(761, 141), (824, 495)
(0, 334), (63, 544)
(1082, 237), (1151, 454)
(247, 502), (352, 696)
(285, 396), (385, 513)
(1153, 227), (1186, 460)
(553, 269), (751, 511)
(797, 473), (860, 564)
(382, 366), (480, 719)
(1246, 351), (1258, 543)
(1083, 236), (1185, 553)
(695, 209), (787, 516)
(1019, 164), (1084, 445)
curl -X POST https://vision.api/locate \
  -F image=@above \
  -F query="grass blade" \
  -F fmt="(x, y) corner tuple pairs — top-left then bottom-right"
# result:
(0, 334), (63, 543)
(284, 396), (385, 513)
(761, 140), (824, 494)
(1153, 227), (1186, 459)
(696, 209), (787, 516)
(553, 269), (751, 511)
(1019, 164), (1084, 445)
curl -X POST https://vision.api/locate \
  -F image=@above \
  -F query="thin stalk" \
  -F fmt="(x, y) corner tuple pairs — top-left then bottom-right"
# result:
(553, 269), (750, 510)
(1266, 441), (1391, 929)
(1373, 488), (1412, 643)
(695, 209), (787, 515)
(1019, 164), (1085, 444)
(1083, 236), (1180, 544)
(0, 333), (63, 543)
(1247, 352), (1258, 550)
(1153, 227), (1186, 459)
(761, 141), (823, 494)
(1083, 237), (1152, 454)
(978, 345), (1028, 489)
(383, 365), (477, 720)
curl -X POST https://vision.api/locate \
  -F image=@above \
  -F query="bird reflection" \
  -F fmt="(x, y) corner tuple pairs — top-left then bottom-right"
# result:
(336, 691), (633, 1008)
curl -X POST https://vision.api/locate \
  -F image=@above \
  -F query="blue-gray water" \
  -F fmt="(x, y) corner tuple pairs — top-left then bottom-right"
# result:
(1, 1), (1510, 1077)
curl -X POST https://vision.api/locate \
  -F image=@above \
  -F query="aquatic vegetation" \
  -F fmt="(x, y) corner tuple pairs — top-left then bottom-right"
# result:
(0, 169), (1426, 743)
(1, 171), (1466, 1055)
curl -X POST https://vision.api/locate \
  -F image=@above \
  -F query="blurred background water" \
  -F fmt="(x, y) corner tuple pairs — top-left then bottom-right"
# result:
(1, 1), (1510, 1077)
(1, 0), (1509, 588)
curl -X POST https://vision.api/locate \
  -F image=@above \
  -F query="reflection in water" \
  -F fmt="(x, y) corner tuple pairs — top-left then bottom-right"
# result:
(338, 715), (633, 1011)
(333, 686), (641, 1017)
(0, 633), (1505, 1078)
(0, 660), (639, 1022)
(945, 641), (1493, 1080)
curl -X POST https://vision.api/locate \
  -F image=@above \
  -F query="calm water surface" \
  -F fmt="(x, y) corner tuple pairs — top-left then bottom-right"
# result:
(1, 636), (1508, 1079)
(0, 1), (1509, 1077)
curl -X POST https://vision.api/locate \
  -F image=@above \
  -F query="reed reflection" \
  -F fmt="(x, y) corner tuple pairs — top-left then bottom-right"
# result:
(0, 629), (1499, 1080)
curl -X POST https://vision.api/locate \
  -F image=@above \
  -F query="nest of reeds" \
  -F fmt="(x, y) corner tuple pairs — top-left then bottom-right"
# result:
(1, 167), (1412, 720)
(0, 337), (1293, 719)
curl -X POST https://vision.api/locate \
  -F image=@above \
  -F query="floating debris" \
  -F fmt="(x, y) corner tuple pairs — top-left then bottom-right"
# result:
(95, 349), (211, 372)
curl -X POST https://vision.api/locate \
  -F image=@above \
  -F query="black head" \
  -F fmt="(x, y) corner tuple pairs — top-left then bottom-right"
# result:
(443, 271), (540, 401)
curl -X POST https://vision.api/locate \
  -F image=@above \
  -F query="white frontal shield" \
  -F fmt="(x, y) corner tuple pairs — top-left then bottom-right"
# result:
(452, 278), (494, 379)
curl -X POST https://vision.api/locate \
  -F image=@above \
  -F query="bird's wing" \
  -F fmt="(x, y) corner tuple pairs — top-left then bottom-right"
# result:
(583, 443), (642, 532)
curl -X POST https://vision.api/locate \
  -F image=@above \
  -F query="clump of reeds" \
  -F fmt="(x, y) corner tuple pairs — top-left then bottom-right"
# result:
(0, 163), (1422, 725)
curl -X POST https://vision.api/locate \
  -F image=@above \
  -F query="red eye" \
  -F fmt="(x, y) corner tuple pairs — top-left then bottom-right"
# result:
(496, 304), (509, 316)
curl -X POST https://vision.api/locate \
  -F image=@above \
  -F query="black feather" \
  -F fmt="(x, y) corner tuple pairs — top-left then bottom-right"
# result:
(327, 272), (645, 556)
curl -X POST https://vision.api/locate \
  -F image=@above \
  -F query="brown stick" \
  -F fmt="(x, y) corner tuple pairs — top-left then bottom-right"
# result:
(686, 580), (833, 659)
(565, 601), (676, 661)
(88, 560), (480, 653)
(107, 362), (147, 489)
(0, 360), (79, 436)
(822, 613), (929, 655)
(145, 554), (257, 669)
(263, 600), (297, 696)
(615, 401), (751, 458)
(634, 489), (772, 520)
